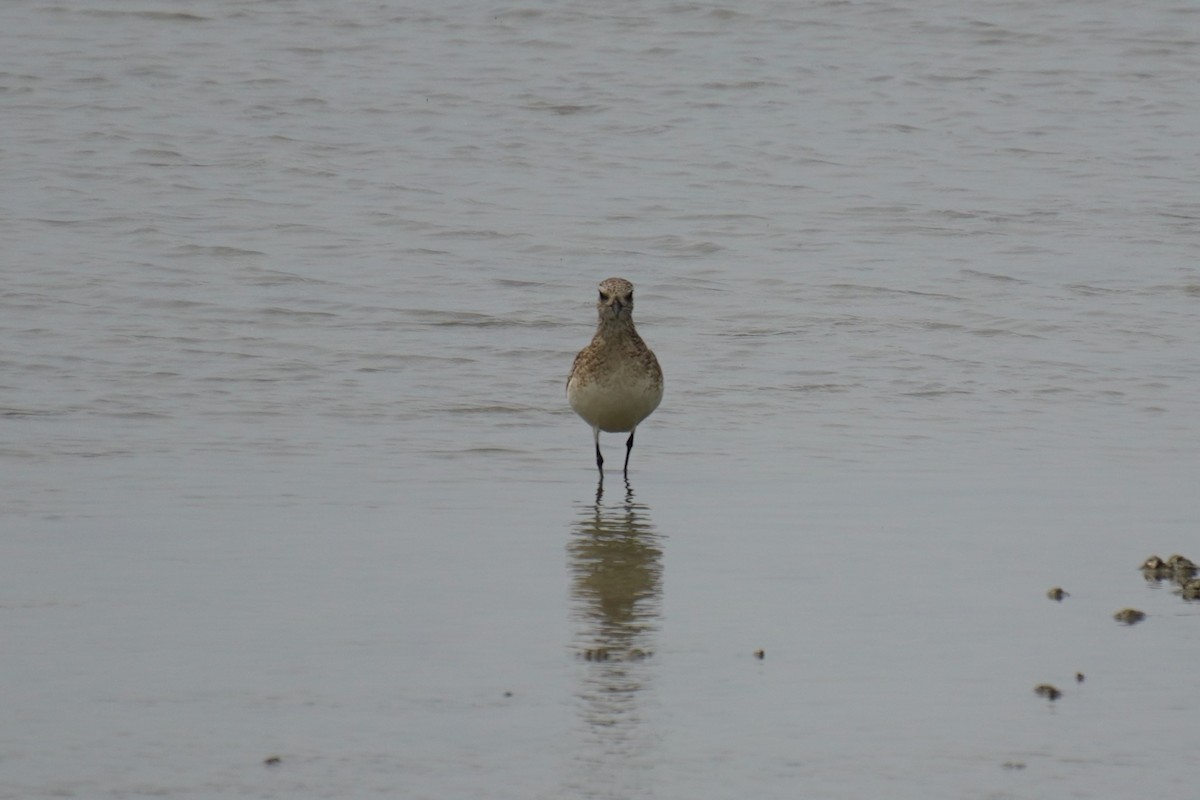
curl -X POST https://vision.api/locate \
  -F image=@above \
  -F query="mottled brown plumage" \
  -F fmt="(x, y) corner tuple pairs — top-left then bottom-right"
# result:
(567, 277), (663, 474)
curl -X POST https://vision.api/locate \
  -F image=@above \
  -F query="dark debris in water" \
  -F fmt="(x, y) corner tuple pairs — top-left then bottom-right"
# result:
(1167, 553), (1197, 576)
(1141, 553), (1197, 584)
(1025, 554), (1194, 706)
(1034, 684), (1062, 701)
(1113, 608), (1146, 625)
(1142, 554), (1168, 571)
(1140, 553), (1200, 602)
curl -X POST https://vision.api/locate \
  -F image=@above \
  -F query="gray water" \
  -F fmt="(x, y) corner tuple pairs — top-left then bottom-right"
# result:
(3, 1), (1199, 798)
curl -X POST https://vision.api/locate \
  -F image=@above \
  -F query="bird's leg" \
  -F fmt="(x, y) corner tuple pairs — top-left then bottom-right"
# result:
(623, 428), (636, 475)
(593, 426), (604, 472)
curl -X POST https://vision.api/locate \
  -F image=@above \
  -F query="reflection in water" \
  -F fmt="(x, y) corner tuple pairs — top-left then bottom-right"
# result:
(566, 477), (663, 797)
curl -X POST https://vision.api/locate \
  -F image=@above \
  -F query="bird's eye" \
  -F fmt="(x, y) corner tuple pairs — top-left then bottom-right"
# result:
(599, 291), (609, 301)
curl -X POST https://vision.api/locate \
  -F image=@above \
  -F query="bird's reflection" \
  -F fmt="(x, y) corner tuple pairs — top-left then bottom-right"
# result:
(566, 476), (662, 793)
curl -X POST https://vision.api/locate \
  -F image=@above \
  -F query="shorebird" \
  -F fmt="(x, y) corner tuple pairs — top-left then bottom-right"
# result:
(567, 277), (663, 475)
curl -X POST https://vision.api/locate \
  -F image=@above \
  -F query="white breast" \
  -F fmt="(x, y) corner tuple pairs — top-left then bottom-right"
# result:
(568, 366), (662, 433)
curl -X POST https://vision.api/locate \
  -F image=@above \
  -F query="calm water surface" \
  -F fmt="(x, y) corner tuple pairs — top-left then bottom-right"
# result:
(3, 1), (1199, 798)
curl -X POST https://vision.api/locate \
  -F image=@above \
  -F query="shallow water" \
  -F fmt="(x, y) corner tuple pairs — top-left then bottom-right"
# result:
(3, 1), (1200, 797)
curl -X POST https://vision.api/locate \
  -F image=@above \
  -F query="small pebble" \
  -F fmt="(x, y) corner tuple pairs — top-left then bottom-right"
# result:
(1046, 587), (1069, 601)
(1034, 684), (1061, 701)
(753, 649), (765, 660)
(1141, 555), (1175, 582)
(1141, 555), (1167, 571)
(1168, 554), (1197, 580)
(1113, 608), (1146, 625)
(1075, 672), (1085, 683)
(263, 756), (282, 766)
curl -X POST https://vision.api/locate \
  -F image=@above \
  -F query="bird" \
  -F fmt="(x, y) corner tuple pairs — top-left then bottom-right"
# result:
(567, 277), (663, 476)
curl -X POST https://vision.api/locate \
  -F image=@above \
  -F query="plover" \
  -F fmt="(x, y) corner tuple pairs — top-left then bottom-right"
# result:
(567, 277), (663, 475)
